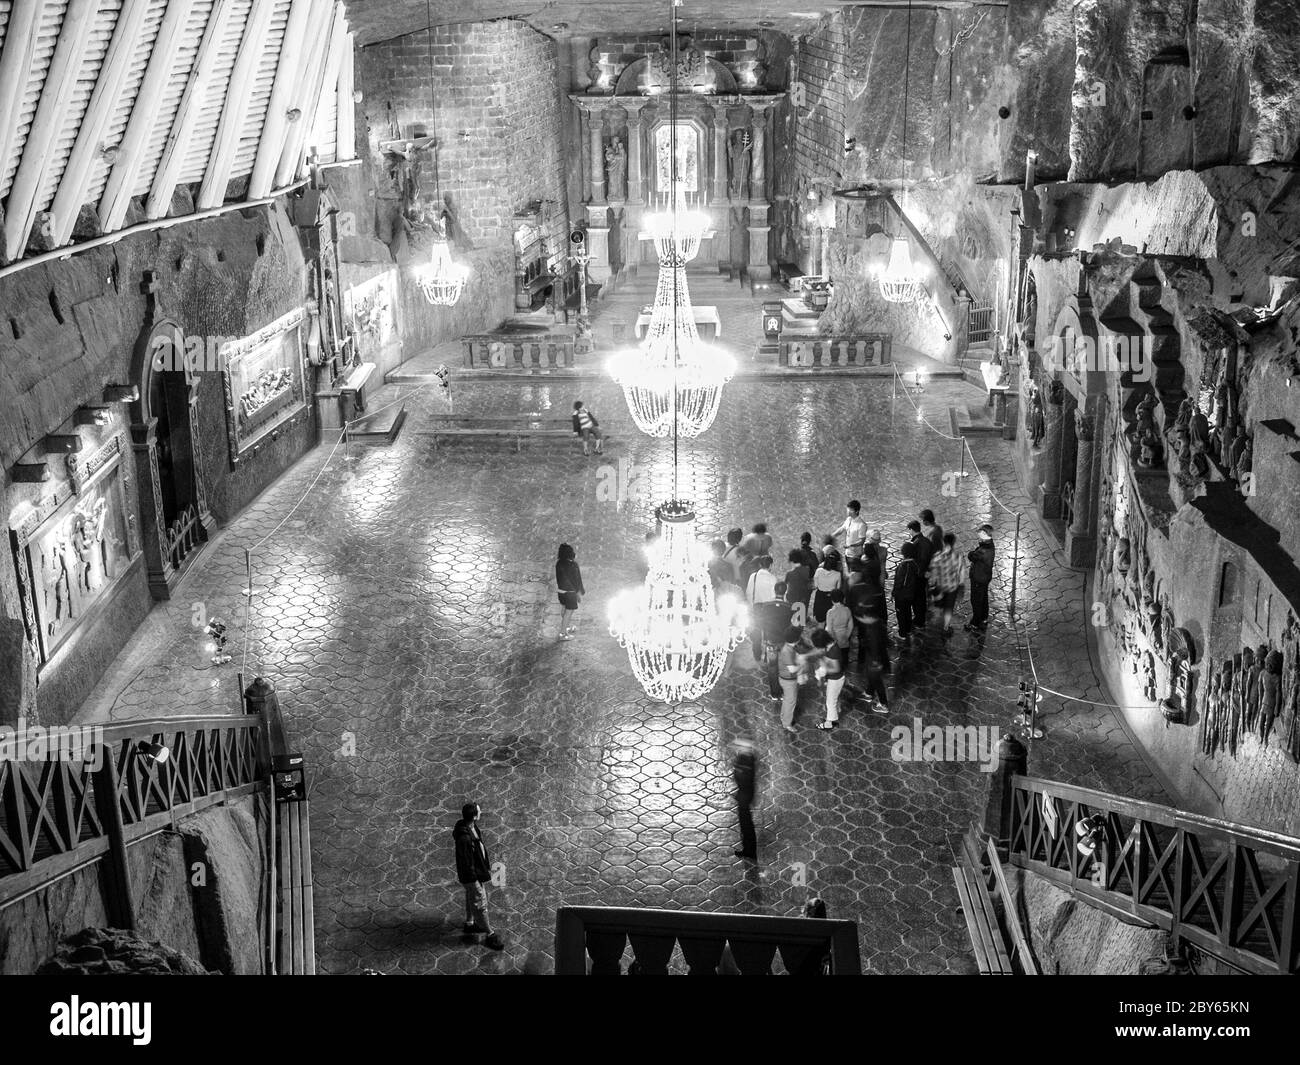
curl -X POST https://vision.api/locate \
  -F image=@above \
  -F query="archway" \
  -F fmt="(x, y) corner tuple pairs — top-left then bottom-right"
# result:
(129, 310), (214, 600)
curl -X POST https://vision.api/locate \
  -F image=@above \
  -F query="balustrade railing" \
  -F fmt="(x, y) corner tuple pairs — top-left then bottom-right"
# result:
(779, 334), (892, 368)
(1007, 775), (1300, 974)
(462, 332), (576, 370)
(555, 905), (861, 974)
(0, 715), (266, 911)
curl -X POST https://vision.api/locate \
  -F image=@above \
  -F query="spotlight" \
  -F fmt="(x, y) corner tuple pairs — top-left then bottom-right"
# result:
(1075, 813), (1106, 857)
(205, 619), (231, 664)
(434, 364), (451, 392)
(138, 740), (170, 765)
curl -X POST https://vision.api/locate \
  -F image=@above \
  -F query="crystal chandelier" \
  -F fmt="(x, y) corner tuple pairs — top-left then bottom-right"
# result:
(645, 182), (709, 263)
(878, 0), (927, 306)
(608, 1), (733, 438)
(415, 236), (469, 306)
(608, 501), (748, 704)
(607, 257), (735, 437)
(877, 234), (928, 304)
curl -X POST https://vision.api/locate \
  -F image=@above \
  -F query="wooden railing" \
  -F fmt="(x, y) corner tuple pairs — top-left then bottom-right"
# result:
(779, 334), (892, 368)
(1007, 775), (1300, 974)
(555, 905), (861, 974)
(462, 332), (575, 370)
(0, 715), (266, 917)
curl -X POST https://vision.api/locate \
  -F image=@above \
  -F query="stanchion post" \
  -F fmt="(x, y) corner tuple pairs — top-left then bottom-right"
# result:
(959, 438), (967, 478)
(1009, 511), (1021, 617)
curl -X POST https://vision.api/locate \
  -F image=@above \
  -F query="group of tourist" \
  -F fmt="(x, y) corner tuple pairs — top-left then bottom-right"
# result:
(707, 502), (998, 735)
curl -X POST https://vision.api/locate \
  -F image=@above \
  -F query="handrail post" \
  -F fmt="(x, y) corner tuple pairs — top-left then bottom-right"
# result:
(983, 734), (1028, 860)
(92, 745), (137, 931)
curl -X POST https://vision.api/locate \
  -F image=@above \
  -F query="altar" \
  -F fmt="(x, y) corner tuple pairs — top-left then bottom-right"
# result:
(635, 305), (721, 341)
(569, 36), (785, 284)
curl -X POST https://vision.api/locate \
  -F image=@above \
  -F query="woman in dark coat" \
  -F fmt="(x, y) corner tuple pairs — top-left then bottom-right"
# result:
(556, 543), (584, 640)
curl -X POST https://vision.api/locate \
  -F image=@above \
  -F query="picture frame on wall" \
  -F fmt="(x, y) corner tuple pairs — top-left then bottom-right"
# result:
(220, 307), (310, 467)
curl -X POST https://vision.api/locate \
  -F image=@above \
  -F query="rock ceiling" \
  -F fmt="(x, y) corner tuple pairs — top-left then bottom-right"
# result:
(342, 0), (1006, 44)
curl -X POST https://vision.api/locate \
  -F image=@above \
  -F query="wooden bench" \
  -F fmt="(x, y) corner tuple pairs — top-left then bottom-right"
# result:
(276, 799), (316, 975)
(952, 824), (1038, 975)
(416, 414), (589, 452)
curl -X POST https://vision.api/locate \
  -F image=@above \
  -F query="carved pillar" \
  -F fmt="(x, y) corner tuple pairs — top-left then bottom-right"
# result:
(579, 102), (612, 283)
(1066, 403), (1100, 568)
(710, 101), (729, 204)
(1040, 383), (1064, 518)
(587, 107), (606, 205)
(745, 102), (775, 282)
(187, 388), (214, 537)
(625, 101), (646, 205)
(130, 419), (173, 600)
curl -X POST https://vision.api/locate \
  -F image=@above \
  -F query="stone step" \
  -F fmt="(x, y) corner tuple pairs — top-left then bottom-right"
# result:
(952, 403), (1003, 436)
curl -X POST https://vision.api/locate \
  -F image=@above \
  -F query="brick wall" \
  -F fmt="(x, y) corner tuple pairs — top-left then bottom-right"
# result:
(358, 21), (568, 254)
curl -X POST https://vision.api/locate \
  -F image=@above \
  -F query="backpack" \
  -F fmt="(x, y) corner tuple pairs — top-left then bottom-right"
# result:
(893, 559), (918, 600)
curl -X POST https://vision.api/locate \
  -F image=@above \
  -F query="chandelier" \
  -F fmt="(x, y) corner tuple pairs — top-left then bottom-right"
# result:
(608, 501), (748, 704)
(415, 235), (469, 306)
(645, 182), (709, 262)
(877, 234), (928, 304)
(607, 256), (735, 437)
(878, 0), (927, 306)
(609, 0), (732, 438)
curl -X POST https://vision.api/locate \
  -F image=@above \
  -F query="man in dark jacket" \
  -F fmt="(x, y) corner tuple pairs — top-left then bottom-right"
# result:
(907, 520), (932, 630)
(731, 738), (759, 861)
(453, 803), (505, 949)
(965, 525), (995, 631)
(892, 540), (921, 640)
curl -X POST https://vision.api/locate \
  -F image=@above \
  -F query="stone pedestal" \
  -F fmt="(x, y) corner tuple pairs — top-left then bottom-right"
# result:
(746, 202), (772, 281)
(1039, 392), (1064, 518)
(585, 204), (612, 283)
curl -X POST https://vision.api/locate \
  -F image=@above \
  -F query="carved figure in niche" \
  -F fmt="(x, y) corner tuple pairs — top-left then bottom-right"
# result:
(649, 35), (707, 92)
(1234, 437), (1253, 490)
(1241, 645), (1259, 732)
(1028, 385), (1046, 447)
(1141, 650), (1158, 701)
(1166, 398), (1192, 465)
(1200, 670), (1221, 753)
(1135, 391), (1157, 437)
(1188, 406), (1211, 478)
(1261, 649), (1283, 743)
(71, 499), (109, 595)
(605, 139), (627, 201)
(41, 536), (74, 637)
(728, 129), (752, 200)
(1229, 651), (1245, 755)
(1138, 429), (1163, 468)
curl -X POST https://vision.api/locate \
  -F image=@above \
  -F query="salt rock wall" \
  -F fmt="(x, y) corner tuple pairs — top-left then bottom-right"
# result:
(1010, 866), (1169, 974)
(0, 795), (266, 975)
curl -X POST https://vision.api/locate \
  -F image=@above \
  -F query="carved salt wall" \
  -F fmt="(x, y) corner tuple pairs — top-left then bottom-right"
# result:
(0, 204), (322, 726)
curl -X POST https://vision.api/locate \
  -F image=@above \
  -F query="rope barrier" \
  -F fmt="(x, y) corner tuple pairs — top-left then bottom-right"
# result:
(890, 364), (962, 440)
(960, 439), (1020, 516)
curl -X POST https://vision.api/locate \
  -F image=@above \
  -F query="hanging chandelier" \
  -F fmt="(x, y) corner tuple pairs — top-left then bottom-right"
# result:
(415, 234), (469, 306)
(645, 181), (709, 263)
(607, 254), (734, 437)
(608, 501), (748, 704)
(609, 0), (732, 437)
(877, 0), (928, 306)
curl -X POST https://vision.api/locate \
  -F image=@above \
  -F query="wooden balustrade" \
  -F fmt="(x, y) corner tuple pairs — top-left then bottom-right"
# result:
(1007, 775), (1300, 974)
(462, 332), (576, 371)
(0, 715), (266, 910)
(555, 905), (860, 974)
(778, 334), (892, 369)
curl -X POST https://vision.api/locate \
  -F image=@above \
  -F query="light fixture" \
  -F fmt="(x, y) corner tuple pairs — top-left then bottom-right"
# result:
(412, 0), (467, 307)
(877, 0), (929, 305)
(138, 741), (170, 765)
(609, 502), (748, 704)
(608, 0), (733, 438)
(205, 619), (231, 665)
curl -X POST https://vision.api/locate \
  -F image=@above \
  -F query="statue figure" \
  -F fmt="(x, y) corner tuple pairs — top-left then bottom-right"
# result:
(1134, 391), (1157, 437)
(1028, 386), (1046, 447)
(1166, 398), (1193, 463)
(1261, 649), (1283, 743)
(1114, 535), (1131, 576)
(1188, 407), (1211, 477)
(1242, 646), (1260, 731)
(605, 139), (627, 201)
(1234, 437), (1253, 491)
(1138, 429), (1163, 468)
(728, 129), (752, 200)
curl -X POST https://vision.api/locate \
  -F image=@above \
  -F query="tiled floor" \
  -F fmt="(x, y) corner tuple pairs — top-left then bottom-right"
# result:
(77, 303), (1169, 973)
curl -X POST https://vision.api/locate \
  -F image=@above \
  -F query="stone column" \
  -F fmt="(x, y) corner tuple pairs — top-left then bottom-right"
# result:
(1039, 384), (1064, 518)
(625, 101), (646, 205)
(710, 102), (729, 204)
(1066, 400), (1103, 568)
(745, 100), (775, 282)
(579, 102), (612, 284)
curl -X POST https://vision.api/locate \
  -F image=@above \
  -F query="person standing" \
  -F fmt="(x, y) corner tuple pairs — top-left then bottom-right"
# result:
(782, 549), (813, 618)
(965, 525), (996, 632)
(930, 532), (966, 637)
(746, 555), (779, 661)
(811, 556), (842, 624)
(796, 531), (821, 573)
(861, 543), (889, 635)
(845, 569), (873, 665)
(920, 509), (944, 561)
(831, 500), (869, 569)
(708, 539), (733, 592)
(555, 544), (584, 640)
(858, 606), (891, 714)
(892, 540), (921, 641)
(775, 626), (803, 733)
(731, 738), (759, 861)
(810, 629), (846, 731)
(722, 528), (744, 581)
(907, 520), (933, 631)
(571, 400), (604, 455)
(825, 588), (853, 659)
(741, 522), (773, 559)
(453, 803), (505, 950)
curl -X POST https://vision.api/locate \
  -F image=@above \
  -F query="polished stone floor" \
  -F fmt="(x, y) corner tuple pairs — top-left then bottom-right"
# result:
(80, 373), (1169, 974)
